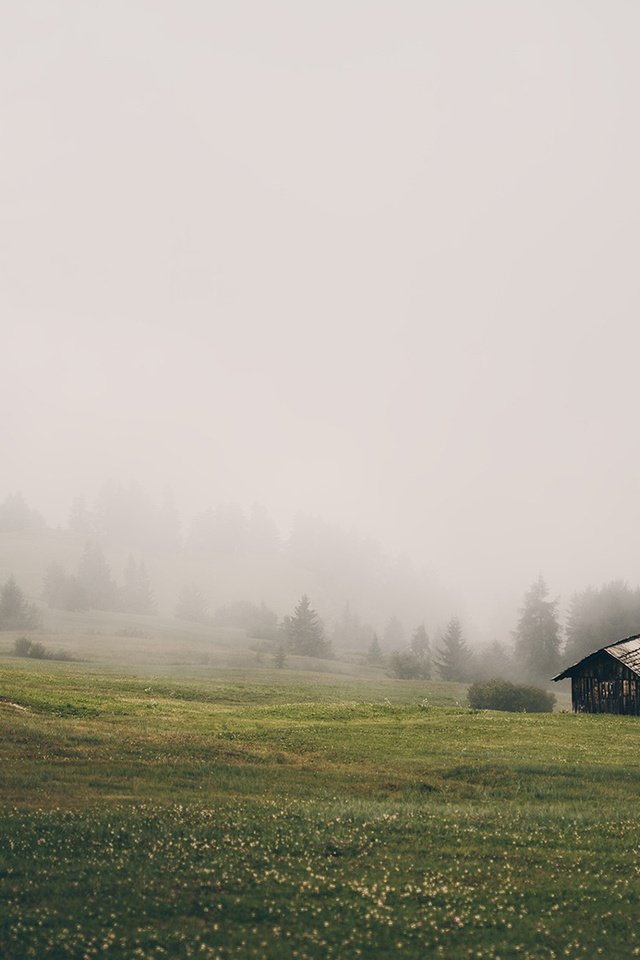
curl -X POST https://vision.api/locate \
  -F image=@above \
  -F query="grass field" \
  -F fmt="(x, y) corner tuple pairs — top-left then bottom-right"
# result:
(2, 653), (640, 959)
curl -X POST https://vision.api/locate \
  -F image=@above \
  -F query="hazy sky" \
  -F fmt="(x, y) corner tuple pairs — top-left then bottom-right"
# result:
(2, 1), (640, 624)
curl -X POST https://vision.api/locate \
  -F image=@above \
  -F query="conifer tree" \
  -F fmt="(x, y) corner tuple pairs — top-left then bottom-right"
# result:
(284, 595), (331, 658)
(0, 576), (40, 629)
(366, 633), (384, 664)
(564, 580), (640, 664)
(121, 557), (157, 614)
(435, 617), (471, 682)
(410, 623), (431, 679)
(77, 542), (118, 610)
(513, 575), (561, 681)
(42, 562), (87, 611)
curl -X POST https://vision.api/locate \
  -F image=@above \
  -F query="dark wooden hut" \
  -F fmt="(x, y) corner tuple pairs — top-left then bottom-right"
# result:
(552, 633), (640, 714)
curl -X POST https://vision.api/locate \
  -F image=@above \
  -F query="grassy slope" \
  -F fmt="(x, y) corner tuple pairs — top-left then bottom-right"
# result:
(1, 660), (638, 960)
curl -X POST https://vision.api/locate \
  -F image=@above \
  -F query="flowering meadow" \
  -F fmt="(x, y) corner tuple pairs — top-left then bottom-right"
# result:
(2, 662), (640, 958)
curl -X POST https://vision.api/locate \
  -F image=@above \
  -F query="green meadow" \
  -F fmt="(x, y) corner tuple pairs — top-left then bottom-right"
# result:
(1, 635), (640, 959)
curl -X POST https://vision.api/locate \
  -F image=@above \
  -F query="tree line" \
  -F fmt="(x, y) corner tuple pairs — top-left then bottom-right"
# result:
(4, 488), (640, 683)
(42, 545), (156, 615)
(5, 562), (640, 689)
(0, 489), (451, 639)
(381, 576), (640, 685)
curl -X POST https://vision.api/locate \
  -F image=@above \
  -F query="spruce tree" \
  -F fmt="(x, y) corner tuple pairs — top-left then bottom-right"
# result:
(435, 617), (471, 682)
(77, 542), (118, 610)
(121, 557), (157, 614)
(284, 595), (331, 658)
(42, 563), (87, 611)
(0, 576), (40, 629)
(366, 633), (384, 664)
(564, 580), (640, 664)
(513, 576), (561, 681)
(410, 623), (431, 679)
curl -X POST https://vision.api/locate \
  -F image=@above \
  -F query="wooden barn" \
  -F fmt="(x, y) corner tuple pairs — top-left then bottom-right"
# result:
(552, 633), (640, 714)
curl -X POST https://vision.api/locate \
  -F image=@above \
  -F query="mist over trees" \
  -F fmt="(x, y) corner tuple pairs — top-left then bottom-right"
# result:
(0, 494), (45, 533)
(18, 484), (452, 642)
(121, 558), (157, 615)
(366, 634), (384, 665)
(0, 576), (40, 630)
(331, 603), (374, 650)
(175, 584), (209, 623)
(43, 545), (156, 615)
(283, 595), (332, 658)
(388, 624), (432, 680)
(513, 577), (561, 682)
(564, 581), (640, 665)
(8, 488), (640, 683)
(473, 640), (515, 683)
(69, 483), (181, 553)
(435, 617), (472, 682)
(213, 601), (279, 640)
(383, 616), (406, 649)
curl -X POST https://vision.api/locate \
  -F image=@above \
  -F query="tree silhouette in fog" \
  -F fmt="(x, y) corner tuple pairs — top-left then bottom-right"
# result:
(175, 584), (209, 623)
(435, 617), (471, 682)
(564, 580), (640, 664)
(284, 595), (332, 658)
(513, 576), (561, 681)
(0, 576), (40, 629)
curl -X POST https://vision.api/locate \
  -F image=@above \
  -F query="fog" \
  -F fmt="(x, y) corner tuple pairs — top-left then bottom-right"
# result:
(2, 1), (640, 639)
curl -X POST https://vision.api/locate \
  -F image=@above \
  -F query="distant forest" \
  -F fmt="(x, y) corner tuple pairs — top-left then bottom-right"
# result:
(2, 488), (640, 686)
(0, 485), (451, 649)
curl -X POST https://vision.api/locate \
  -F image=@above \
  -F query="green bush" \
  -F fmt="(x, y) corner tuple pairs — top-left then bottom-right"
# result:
(468, 678), (556, 713)
(12, 637), (72, 660)
(13, 636), (32, 657)
(388, 649), (430, 680)
(27, 640), (47, 659)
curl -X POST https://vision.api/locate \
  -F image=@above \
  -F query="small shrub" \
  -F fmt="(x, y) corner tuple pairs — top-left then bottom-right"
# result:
(468, 678), (556, 713)
(273, 644), (286, 669)
(13, 636), (32, 657)
(388, 649), (430, 680)
(49, 648), (73, 662)
(27, 640), (47, 659)
(12, 637), (72, 660)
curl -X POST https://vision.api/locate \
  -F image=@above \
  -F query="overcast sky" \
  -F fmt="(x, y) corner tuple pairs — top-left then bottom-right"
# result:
(2, 1), (639, 625)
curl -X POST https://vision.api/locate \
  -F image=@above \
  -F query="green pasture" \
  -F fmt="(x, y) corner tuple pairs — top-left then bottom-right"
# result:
(1, 658), (640, 959)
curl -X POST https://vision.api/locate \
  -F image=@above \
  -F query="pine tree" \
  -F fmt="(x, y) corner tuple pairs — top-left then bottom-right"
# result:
(77, 542), (118, 610)
(474, 639), (514, 681)
(435, 617), (471, 682)
(121, 557), (157, 614)
(513, 576), (561, 681)
(564, 581), (640, 664)
(0, 576), (40, 629)
(366, 633), (384, 664)
(284, 595), (331, 658)
(175, 584), (208, 623)
(273, 642), (287, 669)
(410, 623), (431, 679)
(42, 563), (87, 611)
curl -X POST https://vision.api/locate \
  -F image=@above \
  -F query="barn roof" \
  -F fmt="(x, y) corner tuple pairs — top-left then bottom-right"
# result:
(552, 633), (640, 681)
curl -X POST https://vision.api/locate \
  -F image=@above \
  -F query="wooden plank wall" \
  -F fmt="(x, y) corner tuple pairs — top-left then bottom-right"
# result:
(572, 676), (640, 714)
